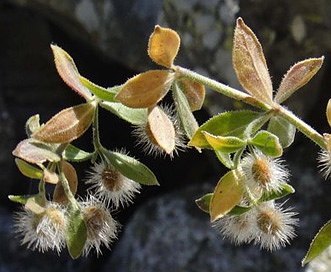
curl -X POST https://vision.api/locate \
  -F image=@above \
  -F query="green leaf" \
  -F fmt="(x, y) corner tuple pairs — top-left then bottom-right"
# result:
(172, 83), (199, 139)
(105, 150), (159, 186)
(100, 101), (147, 125)
(302, 219), (331, 266)
(228, 205), (252, 215)
(15, 158), (43, 179)
(195, 193), (213, 213)
(66, 206), (87, 259)
(80, 76), (120, 102)
(259, 184), (295, 203)
(210, 170), (244, 222)
(202, 131), (246, 153)
(63, 144), (93, 162)
(267, 116), (296, 148)
(8, 194), (32, 205)
(189, 110), (261, 149)
(214, 150), (234, 169)
(250, 130), (283, 157)
(12, 139), (61, 164)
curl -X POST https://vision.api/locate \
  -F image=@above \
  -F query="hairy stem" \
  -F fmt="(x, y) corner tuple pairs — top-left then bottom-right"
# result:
(176, 66), (272, 111)
(177, 66), (326, 150)
(277, 106), (326, 150)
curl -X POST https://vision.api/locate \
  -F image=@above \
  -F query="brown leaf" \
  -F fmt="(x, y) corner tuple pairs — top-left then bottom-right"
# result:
(147, 106), (176, 155)
(51, 44), (92, 100)
(275, 57), (324, 103)
(32, 103), (95, 143)
(177, 78), (205, 111)
(233, 18), (273, 105)
(12, 139), (61, 164)
(148, 25), (180, 68)
(53, 161), (78, 205)
(115, 70), (174, 108)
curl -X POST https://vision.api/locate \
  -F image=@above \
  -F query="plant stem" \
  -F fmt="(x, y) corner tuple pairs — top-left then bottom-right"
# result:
(92, 104), (102, 151)
(176, 66), (272, 111)
(277, 106), (326, 150)
(177, 65), (326, 150)
(58, 164), (79, 209)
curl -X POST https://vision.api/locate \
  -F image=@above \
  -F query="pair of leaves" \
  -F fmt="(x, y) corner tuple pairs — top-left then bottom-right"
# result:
(115, 25), (205, 125)
(233, 18), (323, 106)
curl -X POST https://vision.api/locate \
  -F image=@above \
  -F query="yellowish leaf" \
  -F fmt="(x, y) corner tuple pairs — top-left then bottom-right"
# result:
(275, 57), (324, 103)
(210, 170), (244, 222)
(148, 25), (180, 68)
(233, 18), (273, 105)
(147, 106), (176, 155)
(32, 103), (95, 143)
(115, 70), (174, 108)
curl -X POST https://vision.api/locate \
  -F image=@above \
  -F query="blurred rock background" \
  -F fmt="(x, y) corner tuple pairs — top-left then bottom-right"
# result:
(1, 0), (331, 271)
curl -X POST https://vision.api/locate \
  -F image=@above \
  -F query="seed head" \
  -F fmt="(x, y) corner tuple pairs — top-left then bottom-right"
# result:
(14, 202), (66, 253)
(80, 196), (119, 256)
(241, 151), (289, 196)
(213, 209), (255, 245)
(317, 149), (331, 180)
(86, 160), (141, 209)
(253, 201), (298, 251)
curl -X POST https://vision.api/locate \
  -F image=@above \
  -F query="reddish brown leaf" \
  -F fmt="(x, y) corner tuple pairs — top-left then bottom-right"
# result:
(233, 18), (273, 105)
(148, 25), (180, 68)
(32, 103), (95, 143)
(51, 45), (92, 100)
(115, 70), (174, 108)
(275, 57), (324, 103)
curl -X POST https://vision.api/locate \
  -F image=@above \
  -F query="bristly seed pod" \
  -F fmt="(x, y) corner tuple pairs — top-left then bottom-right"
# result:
(80, 196), (119, 256)
(85, 159), (141, 208)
